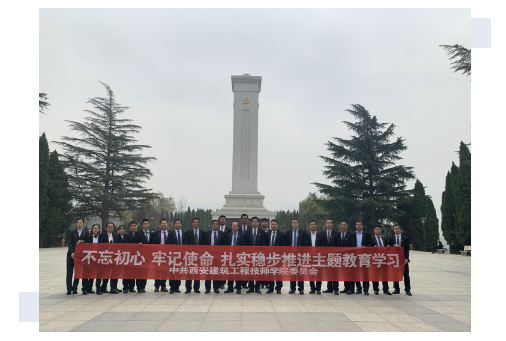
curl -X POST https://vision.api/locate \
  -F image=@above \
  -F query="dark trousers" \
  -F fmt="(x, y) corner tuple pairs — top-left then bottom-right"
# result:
(355, 281), (370, 292)
(155, 280), (167, 287)
(124, 279), (136, 290)
(372, 281), (389, 292)
(344, 281), (354, 292)
(310, 281), (322, 291)
(66, 254), (80, 291)
(227, 280), (245, 289)
(326, 281), (338, 291)
(290, 281), (304, 291)
(169, 280), (181, 290)
(185, 280), (200, 291)
(393, 263), (411, 291)
(248, 280), (260, 290)
(137, 279), (147, 289)
(267, 281), (283, 291)
(110, 279), (119, 289)
(82, 278), (94, 292)
(205, 280), (220, 291)
(98, 279), (109, 290)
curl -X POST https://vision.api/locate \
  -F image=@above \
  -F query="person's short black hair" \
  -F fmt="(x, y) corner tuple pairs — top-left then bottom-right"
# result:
(271, 219), (278, 224)
(326, 218), (333, 222)
(309, 220), (317, 224)
(106, 222), (114, 228)
(219, 215), (226, 220)
(340, 221), (348, 225)
(174, 219), (182, 224)
(192, 217), (200, 223)
(75, 218), (84, 223)
(241, 214), (248, 219)
(118, 225), (126, 230)
(142, 218), (150, 224)
(393, 223), (401, 229)
(129, 220), (138, 227)
(212, 219), (219, 224)
(261, 218), (268, 222)
(356, 220), (363, 224)
(374, 223), (382, 229)
(292, 218), (299, 223)
(91, 223), (101, 230)
(160, 218), (168, 224)
(251, 216), (259, 222)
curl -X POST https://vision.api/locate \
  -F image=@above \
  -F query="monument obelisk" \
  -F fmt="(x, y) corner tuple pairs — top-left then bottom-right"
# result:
(212, 74), (276, 221)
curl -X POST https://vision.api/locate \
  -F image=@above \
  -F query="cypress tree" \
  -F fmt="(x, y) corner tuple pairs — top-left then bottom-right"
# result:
(455, 142), (471, 245)
(441, 165), (458, 251)
(39, 133), (50, 230)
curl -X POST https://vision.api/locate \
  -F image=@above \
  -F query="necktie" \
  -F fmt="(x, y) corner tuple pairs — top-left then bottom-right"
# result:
(213, 231), (217, 245)
(162, 231), (166, 244)
(253, 229), (257, 245)
(378, 237), (383, 247)
(293, 230), (297, 246)
(397, 236), (400, 245)
(243, 225), (246, 234)
(232, 232), (237, 246)
(327, 231), (330, 243)
(195, 230), (199, 245)
(177, 230), (181, 245)
(341, 232), (345, 242)
(145, 231), (149, 242)
(271, 232), (275, 246)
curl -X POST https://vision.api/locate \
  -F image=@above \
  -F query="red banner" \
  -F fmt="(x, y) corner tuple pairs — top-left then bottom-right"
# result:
(74, 244), (405, 281)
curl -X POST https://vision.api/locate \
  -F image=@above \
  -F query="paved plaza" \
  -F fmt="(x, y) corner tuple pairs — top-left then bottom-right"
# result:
(39, 247), (470, 332)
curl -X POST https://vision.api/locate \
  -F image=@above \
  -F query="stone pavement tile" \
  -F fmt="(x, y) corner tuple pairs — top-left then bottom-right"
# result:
(78, 305), (116, 312)
(168, 312), (207, 321)
(270, 299), (303, 306)
(243, 299), (272, 305)
(120, 298), (157, 305)
(355, 321), (403, 332)
(93, 312), (138, 320)
(412, 300), (447, 307)
(411, 313), (459, 323)
(176, 305), (211, 312)
(387, 300), (422, 308)
(40, 320), (88, 332)
(206, 312), (242, 321)
(318, 321), (363, 332)
(368, 306), (405, 314)
(310, 312), (351, 322)
(40, 304), (87, 313)
(242, 305), (275, 313)
(157, 320), (204, 332)
(338, 306), (373, 313)
(39, 304), (51, 311)
(427, 306), (464, 314)
(209, 305), (243, 312)
(391, 321), (442, 332)
(53, 311), (103, 321)
(242, 312), (277, 321)
(130, 312), (173, 321)
(356, 299), (390, 307)
(342, 313), (387, 322)
(276, 312), (315, 322)
(151, 298), (185, 305)
(380, 313), (424, 323)
(301, 299), (332, 306)
(241, 320), (282, 332)
(304, 305), (339, 313)
(443, 313), (471, 325)
(428, 322), (471, 332)
(280, 321), (323, 332)
(71, 320), (127, 332)
(398, 306), (439, 314)
(212, 299), (243, 306)
(39, 298), (68, 306)
(180, 299), (215, 306)
(39, 311), (68, 322)
(108, 304), (150, 312)
(274, 305), (307, 312)
(329, 300), (363, 307)
(118, 319), (166, 332)
(199, 320), (241, 332)
(142, 305), (178, 312)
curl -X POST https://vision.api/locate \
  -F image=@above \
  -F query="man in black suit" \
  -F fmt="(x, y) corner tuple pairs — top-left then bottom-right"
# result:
(150, 218), (173, 293)
(246, 217), (265, 293)
(98, 222), (116, 294)
(112, 225), (128, 293)
(321, 218), (339, 295)
(66, 218), (88, 295)
(308, 220), (323, 295)
(183, 217), (205, 293)
(224, 222), (247, 294)
(123, 220), (141, 293)
(135, 219), (151, 293)
(238, 213), (251, 289)
(218, 215), (231, 234)
(338, 221), (357, 295)
(389, 224), (412, 296)
(259, 218), (271, 289)
(168, 219), (184, 293)
(286, 218), (309, 295)
(371, 224), (392, 295)
(203, 219), (226, 294)
(265, 219), (285, 294)
(354, 220), (372, 295)
(432, 239), (443, 254)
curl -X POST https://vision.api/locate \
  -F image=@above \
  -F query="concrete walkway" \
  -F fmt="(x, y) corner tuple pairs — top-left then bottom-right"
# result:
(39, 248), (470, 332)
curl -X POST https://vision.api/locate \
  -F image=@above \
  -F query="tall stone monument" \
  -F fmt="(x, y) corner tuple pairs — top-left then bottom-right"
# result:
(212, 74), (276, 221)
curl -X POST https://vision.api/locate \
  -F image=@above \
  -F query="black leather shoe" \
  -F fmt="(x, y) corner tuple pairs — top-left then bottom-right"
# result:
(123, 289), (128, 293)
(364, 291), (369, 296)
(246, 289), (254, 293)
(185, 289), (191, 294)
(309, 289), (316, 294)
(392, 290), (401, 294)
(224, 288), (234, 293)
(111, 288), (119, 294)
(96, 290), (102, 295)
(214, 290), (220, 294)
(82, 290), (87, 295)
(72, 290), (77, 294)
(276, 290), (281, 294)
(383, 290), (392, 295)
(169, 290), (174, 294)
(406, 291), (412, 296)
(317, 290), (321, 295)
(101, 288), (109, 293)
(205, 290), (210, 294)
(236, 289), (241, 294)
(174, 289), (181, 293)
(334, 291), (339, 295)
(299, 290), (304, 295)
(194, 290), (201, 294)
(67, 291), (71, 295)
(88, 290), (95, 294)
(322, 289), (333, 293)
(374, 290), (379, 295)
(346, 290), (354, 295)
(289, 290), (295, 294)
(255, 289), (261, 294)
(340, 289), (348, 293)
(266, 289), (273, 294)
(220, 285), (225, 289)
(356, 290), (362, 294)
(128, 289), (135, 293)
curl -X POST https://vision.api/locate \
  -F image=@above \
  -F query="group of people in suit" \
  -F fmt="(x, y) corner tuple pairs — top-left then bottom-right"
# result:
(65, 215), (411, 297)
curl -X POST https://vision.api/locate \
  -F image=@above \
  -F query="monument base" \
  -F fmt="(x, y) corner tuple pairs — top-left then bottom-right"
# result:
(212, 193), (276, 220)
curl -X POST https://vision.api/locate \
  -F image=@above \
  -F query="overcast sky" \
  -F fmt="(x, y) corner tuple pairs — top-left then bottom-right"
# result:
(39, 8), (470, 227)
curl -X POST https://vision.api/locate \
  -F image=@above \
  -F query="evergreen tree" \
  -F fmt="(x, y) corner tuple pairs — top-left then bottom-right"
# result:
(40, 151), (73, 247)
(39, 133), (50, 229)
(313, 104), (415, 229)
(299, 193), (328, 232)
(455, 142), (471, 245)
(56, 82), (156, 228)
(441, 164), (459, 251)
(39, 93), (50, 114)
(439, 44), (471, 77)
